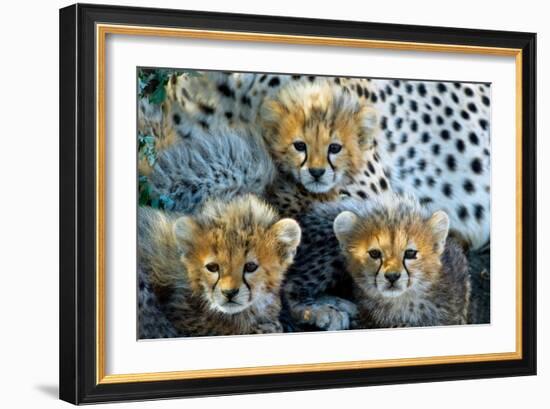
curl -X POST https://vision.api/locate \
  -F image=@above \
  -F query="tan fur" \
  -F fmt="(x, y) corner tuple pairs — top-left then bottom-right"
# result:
(138, 195), (302, 336)
(260, 79), (378, 196)
(333, 195), (469, 328)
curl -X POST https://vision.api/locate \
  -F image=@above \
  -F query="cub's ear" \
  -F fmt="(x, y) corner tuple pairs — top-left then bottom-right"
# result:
(271, 218), (302, 253)
(428, 210), (450, 255)
(357, 106), (378, 148)
(173, 216), (196, 253)
(260, 99), (287, 129)
(333, 211), (358, 246)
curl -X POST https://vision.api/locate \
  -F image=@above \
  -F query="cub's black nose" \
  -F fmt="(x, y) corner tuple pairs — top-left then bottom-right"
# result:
(309, 168), (326, 180)
(222, 288), (239, 300)
(385, 272), (401, 284)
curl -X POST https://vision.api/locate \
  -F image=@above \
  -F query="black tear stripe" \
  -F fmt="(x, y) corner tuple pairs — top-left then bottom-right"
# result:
(212, 272), (221, 291)
(300, 149), (308, 168)
(242, 272), (252, 301)
(374, 257), (383, 287)
(327, 152), (336, 171)
(402, 258), (412, 287)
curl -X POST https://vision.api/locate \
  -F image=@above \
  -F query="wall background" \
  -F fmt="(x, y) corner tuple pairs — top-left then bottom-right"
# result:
(0, 0), (545, 407)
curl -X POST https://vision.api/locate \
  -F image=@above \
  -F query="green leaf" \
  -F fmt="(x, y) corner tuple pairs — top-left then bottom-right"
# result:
(148, 85), (166, 105)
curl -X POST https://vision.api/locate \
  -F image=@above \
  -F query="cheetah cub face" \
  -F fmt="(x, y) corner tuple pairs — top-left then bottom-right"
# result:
(260, 80), (377, 194)
(174, 195), (301, 314)
(334, 195), (450, 298)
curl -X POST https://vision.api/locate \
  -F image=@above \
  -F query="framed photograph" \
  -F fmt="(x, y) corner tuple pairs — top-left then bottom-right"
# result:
(59, 3), (536, 404)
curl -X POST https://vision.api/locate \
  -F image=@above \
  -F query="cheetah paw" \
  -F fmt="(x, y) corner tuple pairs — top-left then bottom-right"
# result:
(300, 296), (358, 331)
(254, 321), (283, 334)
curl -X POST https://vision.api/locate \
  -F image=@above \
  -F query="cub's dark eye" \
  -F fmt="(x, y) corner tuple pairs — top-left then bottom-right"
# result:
(404, 249), (418, 259)
(368, 249), (382, 259)
(243, 262), (259, 273)
(328, 143), (342, 154)
(205, 263), (219, 273)
(293, 141), (307, 152)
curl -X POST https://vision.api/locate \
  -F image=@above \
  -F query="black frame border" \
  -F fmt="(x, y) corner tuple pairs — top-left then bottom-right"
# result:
(59, 3), (536, 404)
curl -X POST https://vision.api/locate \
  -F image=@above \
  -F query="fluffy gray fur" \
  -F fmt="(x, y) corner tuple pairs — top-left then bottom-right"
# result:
(148, 126), (276, 214)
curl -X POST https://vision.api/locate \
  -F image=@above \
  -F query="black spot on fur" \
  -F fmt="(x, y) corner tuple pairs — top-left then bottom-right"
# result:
(437, 83), (447, 93)
(422, 113), (431, 125)
(357, 190), (367, 199)
(380, 116), (388, 130)
(420, 197), (433, 205)
(432, 144), (440, 155)
(379, 178), (388, 190)
(440, 129), (450, 141)
(401, 133), (408, 144)
(436, 115), (444, 125)
(474, 204), (484, 221)
(479, 119), (489, 130)
(407, 146), (416, 159)
(363, 88), (370, 99)
(457, 205), (469, 220)
(442, 183), (453, 197)
(356, 86), (363, 97)
(426, 176), (436, 187)
(452, 121), (462, 131)
(217, 83), (235, 99)
(417, 159), (426, 171)
(268, 77), (280, 87)
(224, 111), (233, 119)
(417, 83), (427, 97)
(432, 96), (441, 106)
(464, 87), (474, 97)
(444, 106), (453, 117)
(397, 95), (404, 105)
(410, 100), (418, 112)
(467, 102), (478, 113)
(259, 75), (267, 83)
(370, 183), (379, 194)
(172, 113), (181, 125)
(308, 76), (316, 82)
(370, 92), (378, 103)
(405, 84), (413, 93)
(456, 139), (465, 153)
(482, 95), (490, 106)
(469, 132), (479, 145)
(199, 103), (215, 115)
(292, 75), (302, 80)
(421, 132), (430, 143)
(446, 154), (457, 171)
(461, 110), (470, 120)
(241, 95), (251, 106)
(367, 161), (376, 174)
(463, 179), (475, 193)
(395, 117), (403, 129)
(471, 158), (483, 174)
(451, 93), (459, 103)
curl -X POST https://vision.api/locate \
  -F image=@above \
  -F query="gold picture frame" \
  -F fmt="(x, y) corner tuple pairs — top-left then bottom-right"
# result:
(60, 3), (536, 404)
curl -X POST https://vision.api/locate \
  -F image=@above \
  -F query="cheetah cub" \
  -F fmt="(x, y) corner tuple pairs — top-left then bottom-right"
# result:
(333, 194), (470, 328)
(260, 79), (379, 218)
(138, 194), (301, 337)
(283, 194), (469, 331)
